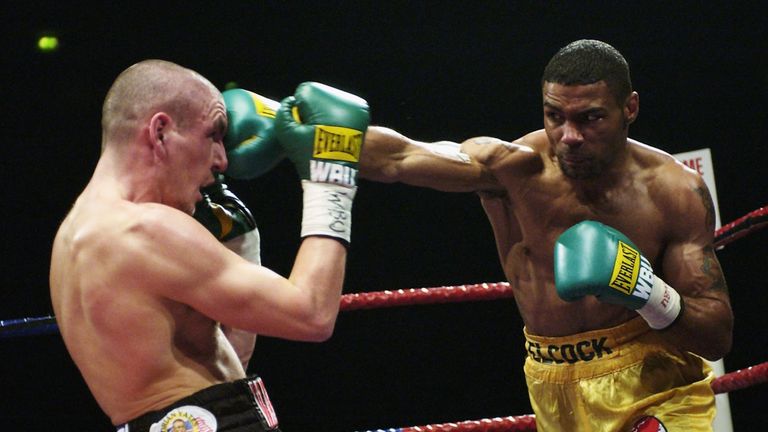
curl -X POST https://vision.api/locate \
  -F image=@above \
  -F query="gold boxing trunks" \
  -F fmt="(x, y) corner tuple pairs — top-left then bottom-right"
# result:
(523, 317), (715, 431)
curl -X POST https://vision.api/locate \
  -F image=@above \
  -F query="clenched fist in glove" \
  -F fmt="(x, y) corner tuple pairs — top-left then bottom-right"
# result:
(274, 82), (370, 245)
(554, 220), (683, 330)
(223, 88), (285, 180)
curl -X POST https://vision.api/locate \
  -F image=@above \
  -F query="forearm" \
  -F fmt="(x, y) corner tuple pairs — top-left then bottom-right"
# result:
(637, 273), (732, 359)
(658, 293), (733, 360)
(555, 221), (733, 361)
(359, 126), (417, 183)
(658, 238), (734, 360)
(269, 82), (364, 341)
(288, 237), (347, 341)
(360, 126), (491, 191)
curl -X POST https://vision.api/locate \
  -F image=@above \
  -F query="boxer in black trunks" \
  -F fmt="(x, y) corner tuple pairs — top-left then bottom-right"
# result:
(50, 60), (368, 430)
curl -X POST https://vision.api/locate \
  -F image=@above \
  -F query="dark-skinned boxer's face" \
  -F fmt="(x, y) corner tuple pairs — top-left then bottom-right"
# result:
(542, 81), (638, 180)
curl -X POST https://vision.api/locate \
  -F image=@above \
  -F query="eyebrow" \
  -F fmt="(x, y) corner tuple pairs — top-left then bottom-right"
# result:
(214, 115), (227, 135)
(543, 103), (606, 115)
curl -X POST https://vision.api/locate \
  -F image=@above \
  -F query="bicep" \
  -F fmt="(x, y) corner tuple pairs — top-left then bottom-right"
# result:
(201, 257), (312, 335)
(660, 176), (729, 301)
(662, 241), (729, 301)
(129, 212), (308, 335)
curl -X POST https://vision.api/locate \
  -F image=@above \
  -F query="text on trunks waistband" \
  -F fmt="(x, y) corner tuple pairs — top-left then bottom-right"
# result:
(526, 336), (613, 364)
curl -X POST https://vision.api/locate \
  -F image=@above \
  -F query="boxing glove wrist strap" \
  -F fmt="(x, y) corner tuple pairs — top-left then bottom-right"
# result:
(301, 180), (356, 244)
(637, 275), (682, 330)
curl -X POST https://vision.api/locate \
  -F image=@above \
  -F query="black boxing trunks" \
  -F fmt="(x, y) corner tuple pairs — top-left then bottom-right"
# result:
(116, 376), (280, 432)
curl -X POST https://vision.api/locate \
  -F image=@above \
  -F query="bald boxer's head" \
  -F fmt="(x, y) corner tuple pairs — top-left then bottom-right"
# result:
(98, 59), (228, 214)
(100, 59), (222, 150)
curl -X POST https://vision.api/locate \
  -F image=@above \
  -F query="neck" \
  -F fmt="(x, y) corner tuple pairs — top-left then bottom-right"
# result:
(90, 146), (160, 205)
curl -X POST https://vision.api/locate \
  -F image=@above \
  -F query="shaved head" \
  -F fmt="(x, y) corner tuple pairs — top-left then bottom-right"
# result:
(101, 60), (220, 149)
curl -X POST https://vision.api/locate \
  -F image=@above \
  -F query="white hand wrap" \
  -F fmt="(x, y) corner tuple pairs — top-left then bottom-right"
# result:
(301, 180), (356, 244)
(637, 275), (683, 330)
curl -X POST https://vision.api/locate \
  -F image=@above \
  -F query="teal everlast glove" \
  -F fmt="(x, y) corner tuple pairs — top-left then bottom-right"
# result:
(554, 220), (683, 329)
(275, 82), (369, 186)
(194, 174), (257, 242)
(274, 82), (370, 244)
(223, 89), (285, 180)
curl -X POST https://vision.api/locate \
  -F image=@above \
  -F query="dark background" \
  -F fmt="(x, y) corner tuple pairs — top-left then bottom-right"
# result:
(1, 2), (766, 430)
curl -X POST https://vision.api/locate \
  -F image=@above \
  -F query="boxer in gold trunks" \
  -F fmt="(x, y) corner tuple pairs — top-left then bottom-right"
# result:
(356, 39), (733, 430)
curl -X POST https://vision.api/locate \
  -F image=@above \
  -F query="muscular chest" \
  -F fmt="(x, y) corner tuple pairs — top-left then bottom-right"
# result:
(509, 172), (666, 265)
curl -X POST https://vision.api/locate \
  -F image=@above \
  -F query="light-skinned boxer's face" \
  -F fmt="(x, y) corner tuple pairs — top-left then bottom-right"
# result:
(542, 81), (638, 180)
(164, 91), (228, 215)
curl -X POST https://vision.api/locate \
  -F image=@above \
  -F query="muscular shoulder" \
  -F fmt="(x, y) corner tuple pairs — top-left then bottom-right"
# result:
(631, 141), (703, 198)
(631, 140), (716, 237)
(130, 203), (222, 263)
(87, 202), (185, 251)
(94, 202), (223, 290)
(461, 130), (543, 172)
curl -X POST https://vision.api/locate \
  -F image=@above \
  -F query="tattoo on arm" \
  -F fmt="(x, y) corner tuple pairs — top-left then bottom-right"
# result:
(694, 185), (716, 232)
(692, 185), (727, 293)
(701, 246), (729, 293)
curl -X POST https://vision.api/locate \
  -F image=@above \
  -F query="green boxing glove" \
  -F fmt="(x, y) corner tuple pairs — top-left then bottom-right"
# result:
(194, 174), (257, 242)
(554, 221), (683, 330)
(274, 82), (370, 244)
(223, 88), (285, 180)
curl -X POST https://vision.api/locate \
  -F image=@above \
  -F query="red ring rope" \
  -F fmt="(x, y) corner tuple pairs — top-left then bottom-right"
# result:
(1, 206), (766, 432)
(340, 283), (513, 311)
(713, 206), (767, 249)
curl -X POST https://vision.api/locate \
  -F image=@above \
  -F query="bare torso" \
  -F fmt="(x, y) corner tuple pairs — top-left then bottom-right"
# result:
(471, 130), (682, 336)
(50, 186), (244, 425)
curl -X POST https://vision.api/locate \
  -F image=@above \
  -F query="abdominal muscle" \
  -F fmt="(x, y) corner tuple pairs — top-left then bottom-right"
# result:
(503, 241), (636, 336)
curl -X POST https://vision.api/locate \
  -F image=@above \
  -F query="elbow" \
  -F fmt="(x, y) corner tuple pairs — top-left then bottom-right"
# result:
(697, 320), (734, 361)
(300, 315), (337, 342)
(284, 285), (342, 342)
(704, 329), (733, 361)
(699, 345), (731, 362)
(291, 302), (339, 342)
(710, 310), (735, 360)
(676, 297), (734, 361)
(307, 325), (335, 343)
